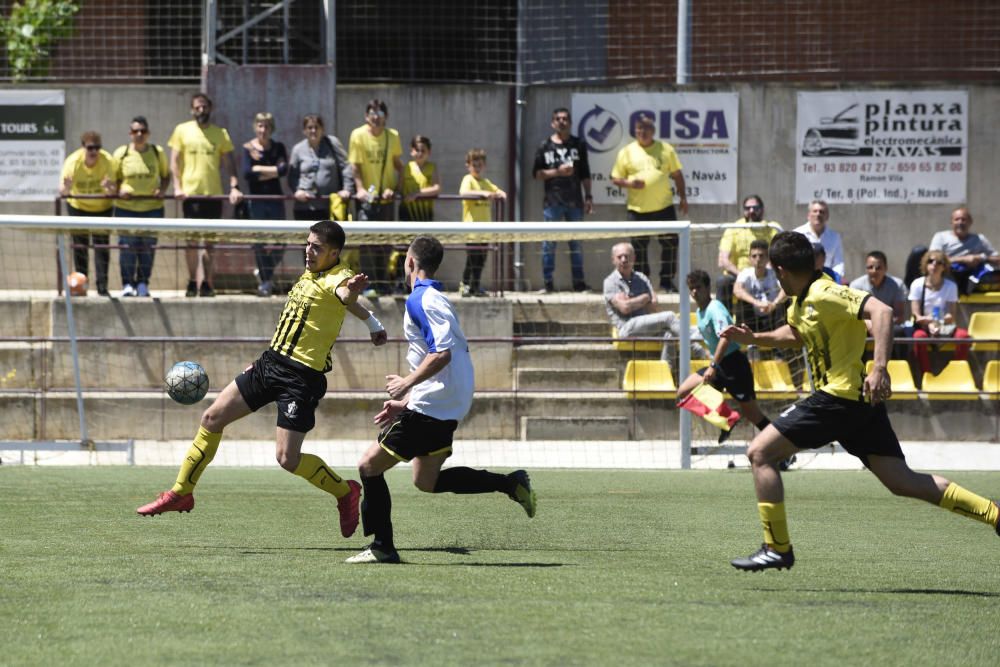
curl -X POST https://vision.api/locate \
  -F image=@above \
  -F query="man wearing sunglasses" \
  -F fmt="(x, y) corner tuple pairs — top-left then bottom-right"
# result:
(59, 130), (117, 296)
(716, 195), (780, 310)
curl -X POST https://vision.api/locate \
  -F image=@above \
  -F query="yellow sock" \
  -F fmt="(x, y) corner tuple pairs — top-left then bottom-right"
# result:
(758, 502), (792, 553)
(939, 482), (1000, 527)
(293, 453), (351, 498)
(171, 426), (222, 495)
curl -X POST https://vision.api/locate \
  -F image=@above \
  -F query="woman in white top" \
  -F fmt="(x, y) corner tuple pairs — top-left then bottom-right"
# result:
(908, 249), (970, 375)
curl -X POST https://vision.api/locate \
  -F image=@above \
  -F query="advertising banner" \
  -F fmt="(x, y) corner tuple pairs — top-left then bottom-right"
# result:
(572, 92), (738, 205)
(0, 89), (65, 201)
(796, 90), (967, 204)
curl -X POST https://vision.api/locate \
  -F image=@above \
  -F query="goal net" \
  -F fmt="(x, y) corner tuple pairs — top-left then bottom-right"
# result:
(0, 213), (801, 469)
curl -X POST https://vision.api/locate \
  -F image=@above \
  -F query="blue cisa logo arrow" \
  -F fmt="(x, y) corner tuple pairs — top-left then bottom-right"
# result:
(578, 105), (624, 154)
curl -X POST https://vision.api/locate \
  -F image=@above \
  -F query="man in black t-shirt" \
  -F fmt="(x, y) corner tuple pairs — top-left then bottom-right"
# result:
(532, 108), (593, 293)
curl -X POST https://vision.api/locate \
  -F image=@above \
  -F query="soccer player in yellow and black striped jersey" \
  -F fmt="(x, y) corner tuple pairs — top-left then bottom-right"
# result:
(138, 220), (388, 540)
(720, 230), (999, 571)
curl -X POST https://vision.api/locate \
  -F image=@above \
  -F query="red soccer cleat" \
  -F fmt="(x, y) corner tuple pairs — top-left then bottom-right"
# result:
(337, 480), (362, 538)
(137, 490), (195, 516)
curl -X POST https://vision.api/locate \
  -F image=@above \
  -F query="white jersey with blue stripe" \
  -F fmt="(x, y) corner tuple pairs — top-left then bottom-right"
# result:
(403, 278), (474, 421)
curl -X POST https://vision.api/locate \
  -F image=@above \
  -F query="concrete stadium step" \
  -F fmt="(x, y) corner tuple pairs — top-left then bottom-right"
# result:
(520, 416), (631, 440)
(514, 321), (611, 337)
(3, 389), (996, 444)
(514, 342), (616, 369)
(515, 367), (620, 390)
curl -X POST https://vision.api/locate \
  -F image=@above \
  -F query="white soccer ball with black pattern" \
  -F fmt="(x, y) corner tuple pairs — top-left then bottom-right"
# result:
(165, 361), (209, 405)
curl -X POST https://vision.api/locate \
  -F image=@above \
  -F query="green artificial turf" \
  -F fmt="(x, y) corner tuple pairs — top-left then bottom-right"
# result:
(2, 467), (999, 666)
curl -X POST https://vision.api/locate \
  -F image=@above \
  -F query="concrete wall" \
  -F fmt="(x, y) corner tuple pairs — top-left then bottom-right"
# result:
(1, 81), (996, 291)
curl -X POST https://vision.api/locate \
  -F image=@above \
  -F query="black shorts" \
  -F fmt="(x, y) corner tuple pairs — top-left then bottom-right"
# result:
(698, 351), (756, 402)
(235, 350), (327, 433)
(771, 390), (904, 466)
(182, 199), (224, 219)
(378, 408), (457, 462)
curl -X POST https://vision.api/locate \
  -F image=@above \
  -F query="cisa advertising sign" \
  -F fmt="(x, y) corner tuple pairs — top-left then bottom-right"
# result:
(572, 93), (738, 205)
(0, 89), (65, 201)
(796, 90), (967, 204)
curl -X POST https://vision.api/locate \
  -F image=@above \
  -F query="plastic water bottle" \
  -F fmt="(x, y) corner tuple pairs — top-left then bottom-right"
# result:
(367, 184), (377, 204)
(931, 306), (941, 325)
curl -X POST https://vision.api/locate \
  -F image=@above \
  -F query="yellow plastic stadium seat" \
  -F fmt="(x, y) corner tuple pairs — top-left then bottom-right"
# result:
(622, 360), (676, 399)
(611, 326), (663, 353)
(865, 359), (918, 399)
(690, 359), (711, 374)
(960, 291), (1000, 305)
(983, 360), (1000, 394)
(921, 360), (979, 399)
(968, 312), (1000, 352)
(752, 360), (798, 399)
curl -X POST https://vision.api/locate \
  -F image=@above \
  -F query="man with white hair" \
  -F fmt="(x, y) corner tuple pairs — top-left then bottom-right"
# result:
(794, 200), (844, 282)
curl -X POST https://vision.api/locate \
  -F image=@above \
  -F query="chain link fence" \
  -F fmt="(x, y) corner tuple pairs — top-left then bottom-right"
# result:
(1, 0), (998, 84)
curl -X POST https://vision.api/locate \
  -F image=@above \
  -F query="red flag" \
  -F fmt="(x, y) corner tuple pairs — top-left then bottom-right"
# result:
(677, 382), (741, 431)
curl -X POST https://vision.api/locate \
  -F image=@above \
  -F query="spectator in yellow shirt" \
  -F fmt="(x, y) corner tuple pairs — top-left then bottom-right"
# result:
(458, 148), (505, 297)
(168, 93), (243, 297)
(60, 130), (116, 296)
(348, 99), (404, 296)
(611, 113), (687, 292)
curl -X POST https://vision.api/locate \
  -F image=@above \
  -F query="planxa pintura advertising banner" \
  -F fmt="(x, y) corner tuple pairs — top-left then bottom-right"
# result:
(796, 90), (967, 204)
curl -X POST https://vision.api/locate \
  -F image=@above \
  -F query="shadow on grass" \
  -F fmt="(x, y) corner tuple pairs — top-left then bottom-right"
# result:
(189, 544), (567, 566)
(795, 587), (1000, 598)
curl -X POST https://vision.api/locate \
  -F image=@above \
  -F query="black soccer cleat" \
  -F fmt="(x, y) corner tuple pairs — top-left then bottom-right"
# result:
(994, 501), (1000, 537)
(731, 543), (795, 572)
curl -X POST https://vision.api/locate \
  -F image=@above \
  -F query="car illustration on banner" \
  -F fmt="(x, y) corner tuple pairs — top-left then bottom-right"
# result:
(801, 103), (861, 156)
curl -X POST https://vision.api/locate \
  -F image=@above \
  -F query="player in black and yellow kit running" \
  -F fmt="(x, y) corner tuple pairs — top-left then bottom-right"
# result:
(138, 220), (388, 539)
(722, 231), (999, 571)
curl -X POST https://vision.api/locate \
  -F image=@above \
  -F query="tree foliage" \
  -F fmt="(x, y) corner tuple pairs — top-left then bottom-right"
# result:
(2, 0), (80, 81)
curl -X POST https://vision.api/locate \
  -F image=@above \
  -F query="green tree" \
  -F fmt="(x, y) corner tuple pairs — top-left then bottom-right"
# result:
(2, 0), (80, 81)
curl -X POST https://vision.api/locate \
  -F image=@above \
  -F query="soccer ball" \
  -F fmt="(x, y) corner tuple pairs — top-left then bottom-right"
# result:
(165, 361), (209, 405)
(66, 271), (88, 296)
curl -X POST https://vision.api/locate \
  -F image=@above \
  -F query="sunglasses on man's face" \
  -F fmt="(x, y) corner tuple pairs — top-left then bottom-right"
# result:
(744, 205), (762, 211)
(85, 145), (101, 151)
(130, 128), (148, 135)
(927, 258), (945, 265)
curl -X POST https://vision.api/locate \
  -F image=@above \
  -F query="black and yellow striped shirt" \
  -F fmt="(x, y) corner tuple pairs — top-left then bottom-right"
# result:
(270, 262), (354, 373)
(787, 274), (870, 401)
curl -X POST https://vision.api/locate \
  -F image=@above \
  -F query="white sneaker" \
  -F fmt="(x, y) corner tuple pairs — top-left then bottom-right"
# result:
(345, 545), (401, 564)
(136, 282), (150, 297)
(121, 284), (136, 297)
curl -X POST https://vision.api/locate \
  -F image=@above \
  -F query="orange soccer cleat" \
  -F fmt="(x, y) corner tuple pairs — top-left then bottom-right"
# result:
(137, 490), (195, 516)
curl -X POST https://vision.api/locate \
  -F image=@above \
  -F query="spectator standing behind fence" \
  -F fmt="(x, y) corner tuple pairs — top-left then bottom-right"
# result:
(400, 135), (440, 222)
(60, 130), (116, 296)
(532, 107), (593, 294)
(908, 249), (970, 375)
(716, 195), (779, 309)
(929, 207), (1000, 294)
(242, 112), (289, 297)
(459, 148), (506, 298)
(112, 117), (169, 298)
(610, 112), (688, 293)
(733, 239), (786, 332)
(288, 114), (353, 223)
(394, 135), (441, 294)
(349, 99), (404, 296)
(794, 200), (844, 282)
(168, 92), (243, 298)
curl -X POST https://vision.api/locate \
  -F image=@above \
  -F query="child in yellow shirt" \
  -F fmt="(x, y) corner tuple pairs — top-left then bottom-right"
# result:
(458, 149), (506, 297)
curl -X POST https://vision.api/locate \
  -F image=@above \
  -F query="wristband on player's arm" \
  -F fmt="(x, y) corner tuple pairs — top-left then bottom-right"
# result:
(364, 313), (384, 333)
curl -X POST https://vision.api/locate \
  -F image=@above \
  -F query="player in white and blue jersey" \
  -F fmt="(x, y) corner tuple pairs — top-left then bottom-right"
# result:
(347, 236), (537, 564)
